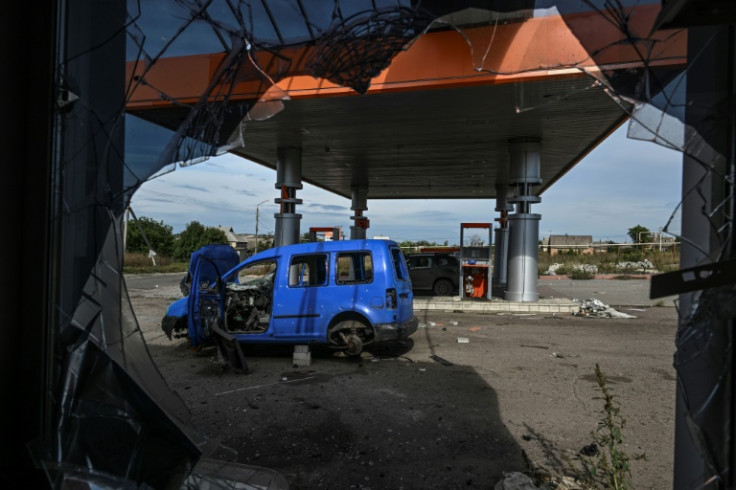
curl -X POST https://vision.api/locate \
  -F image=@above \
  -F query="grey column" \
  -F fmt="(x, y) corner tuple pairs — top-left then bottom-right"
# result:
(505, 138), (542, 303)
(274, 147), (303, 247)
(350, 186), (369, 240)
(492, 184), (513, 295)
(673, 25), (735, 488)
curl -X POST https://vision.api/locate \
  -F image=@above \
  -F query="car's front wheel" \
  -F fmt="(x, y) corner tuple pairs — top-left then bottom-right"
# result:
(433, 279), (453, 296)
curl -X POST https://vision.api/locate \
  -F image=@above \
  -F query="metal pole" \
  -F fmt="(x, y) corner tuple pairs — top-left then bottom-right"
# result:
(274, 147), (303, 247)
(123, 206), (130, 250)
(254, 199), (267, 253)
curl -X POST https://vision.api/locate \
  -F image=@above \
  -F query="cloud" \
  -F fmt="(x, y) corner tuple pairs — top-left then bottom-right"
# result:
(131, 123), (683, 242)
(305, 203), (348, 212)
(177, 184), (210, 193)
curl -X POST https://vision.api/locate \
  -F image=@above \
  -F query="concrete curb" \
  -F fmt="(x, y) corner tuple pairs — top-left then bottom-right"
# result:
(412, 297), (578, 314)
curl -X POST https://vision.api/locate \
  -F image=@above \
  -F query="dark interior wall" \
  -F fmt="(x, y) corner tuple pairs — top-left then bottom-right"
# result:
(0, 2), (55, 487)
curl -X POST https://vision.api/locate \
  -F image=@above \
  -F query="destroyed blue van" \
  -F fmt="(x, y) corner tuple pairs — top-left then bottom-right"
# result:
(161, 239), (418, 356)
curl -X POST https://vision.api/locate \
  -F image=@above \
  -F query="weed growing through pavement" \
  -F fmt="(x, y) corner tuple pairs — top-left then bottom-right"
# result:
(575, 363), (647, 489)
(522, 364), (647, 489)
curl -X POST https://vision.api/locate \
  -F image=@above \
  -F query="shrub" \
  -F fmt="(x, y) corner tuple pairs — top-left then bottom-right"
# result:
(123, 252), (187, 273)
(568, 268), (595, 280)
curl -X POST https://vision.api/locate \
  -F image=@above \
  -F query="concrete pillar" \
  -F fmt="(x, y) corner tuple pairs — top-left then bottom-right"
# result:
(350, 186), (369, 240)
(492, 184), (513, 295)
(673, 26), (735, 488)
(505, 138), (542, 302)
(274, 147), (303, 247)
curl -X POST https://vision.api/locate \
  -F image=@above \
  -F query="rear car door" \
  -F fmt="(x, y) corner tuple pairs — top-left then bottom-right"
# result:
(407, 254), (433, 290)
(271, 253), (330, 340)
(389, 246), (414, 322)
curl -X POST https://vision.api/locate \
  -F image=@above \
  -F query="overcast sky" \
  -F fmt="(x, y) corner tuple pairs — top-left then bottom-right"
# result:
(131, 121), (683, 245)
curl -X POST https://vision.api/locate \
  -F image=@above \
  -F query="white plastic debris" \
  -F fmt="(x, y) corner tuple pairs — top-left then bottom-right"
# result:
(572, 298), (637, 318)
(457, 337), (469, 343)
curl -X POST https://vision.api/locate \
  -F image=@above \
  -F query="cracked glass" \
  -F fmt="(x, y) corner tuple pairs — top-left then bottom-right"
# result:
(43, 0), (734, 487)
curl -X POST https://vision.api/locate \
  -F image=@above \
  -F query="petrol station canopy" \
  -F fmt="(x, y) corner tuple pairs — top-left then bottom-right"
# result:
(125, 1), (686, 200)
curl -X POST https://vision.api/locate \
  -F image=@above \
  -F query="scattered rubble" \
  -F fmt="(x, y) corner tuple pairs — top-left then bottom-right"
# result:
(543, 259), (657, 276)
(572, 298), (637, 318)
(544, 263), (565, 275)
(494, 472), (539, 490)
(615, 258), (654, 273)
(543, 263), (598, 275)
(573, 264), (598, 275)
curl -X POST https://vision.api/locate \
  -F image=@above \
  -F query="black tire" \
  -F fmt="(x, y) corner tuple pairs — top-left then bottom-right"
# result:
(433, 278), (453, 296)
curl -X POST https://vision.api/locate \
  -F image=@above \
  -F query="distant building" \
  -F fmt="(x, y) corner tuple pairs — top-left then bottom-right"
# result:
(308, 226), (344, 242)
(545, 234), (593, 255)
(217, 226), (255, 259)
(650, 232), (677, 251)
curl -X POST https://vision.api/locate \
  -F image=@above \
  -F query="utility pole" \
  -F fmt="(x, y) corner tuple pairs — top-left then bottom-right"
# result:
(254, 199), (268, 253)
(123, 206), (130, 250)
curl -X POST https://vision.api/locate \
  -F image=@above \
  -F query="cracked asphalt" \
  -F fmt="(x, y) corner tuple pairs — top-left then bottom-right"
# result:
(127, 273), (677, 489)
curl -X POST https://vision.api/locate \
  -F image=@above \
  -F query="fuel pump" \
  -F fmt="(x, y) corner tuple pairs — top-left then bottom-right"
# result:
(459, 223), (493, 300)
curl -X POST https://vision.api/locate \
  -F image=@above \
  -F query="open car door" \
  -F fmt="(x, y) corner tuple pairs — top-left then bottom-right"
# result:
(186, 253), (227, 347)
(187, 252), (249, 370)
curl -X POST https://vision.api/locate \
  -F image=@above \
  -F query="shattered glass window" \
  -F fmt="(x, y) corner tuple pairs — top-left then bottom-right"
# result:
(43, 0), (735, 488)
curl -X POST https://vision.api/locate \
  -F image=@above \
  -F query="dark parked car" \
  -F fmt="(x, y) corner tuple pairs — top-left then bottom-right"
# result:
(405, 252), (459, 296)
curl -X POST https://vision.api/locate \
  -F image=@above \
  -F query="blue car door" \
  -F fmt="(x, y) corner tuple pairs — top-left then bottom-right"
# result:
(187, 254), (228, 347)
(271, 253), (329, 340)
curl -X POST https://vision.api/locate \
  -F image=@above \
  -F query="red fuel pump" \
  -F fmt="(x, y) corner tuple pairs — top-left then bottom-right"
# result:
(459, 223), (493, 300)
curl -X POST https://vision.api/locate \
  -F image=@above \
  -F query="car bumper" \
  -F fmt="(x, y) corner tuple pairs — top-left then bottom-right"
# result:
(373, 316), (419, 342)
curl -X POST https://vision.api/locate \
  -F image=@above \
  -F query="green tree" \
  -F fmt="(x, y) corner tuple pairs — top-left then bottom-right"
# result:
(255, 233), (274, 253)
(173, 221), (228, 261)
(126, 216), (175, 257)
(467, 234), (485, 246)
(627, 225), (651, 244)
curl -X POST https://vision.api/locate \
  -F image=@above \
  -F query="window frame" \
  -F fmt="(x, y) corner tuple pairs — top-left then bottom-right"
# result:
(287, 253), (329, 288)
(335, 251), (374, 285)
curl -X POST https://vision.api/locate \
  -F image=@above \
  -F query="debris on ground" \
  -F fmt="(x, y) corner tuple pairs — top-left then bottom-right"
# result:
(457, 337), (470, 343)
(429, 355), (454, 366)
(543, 263), (598, 275)
(494, 472), (539, 490)
(573, 264), (598, 275)
(615, 258), (655, 273)
(550, 352), (580, 359)
(544, 263), (564, 275)
(579, 442), (599, 457)
(572, 298), (637, 318)
(469, 326), (482, 332)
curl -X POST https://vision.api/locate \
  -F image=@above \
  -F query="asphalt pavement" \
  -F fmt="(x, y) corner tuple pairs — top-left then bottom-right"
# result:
(538, 276), (677, 307)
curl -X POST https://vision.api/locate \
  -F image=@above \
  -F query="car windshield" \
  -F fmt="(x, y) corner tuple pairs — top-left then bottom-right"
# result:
(231, 261), (277, 286)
